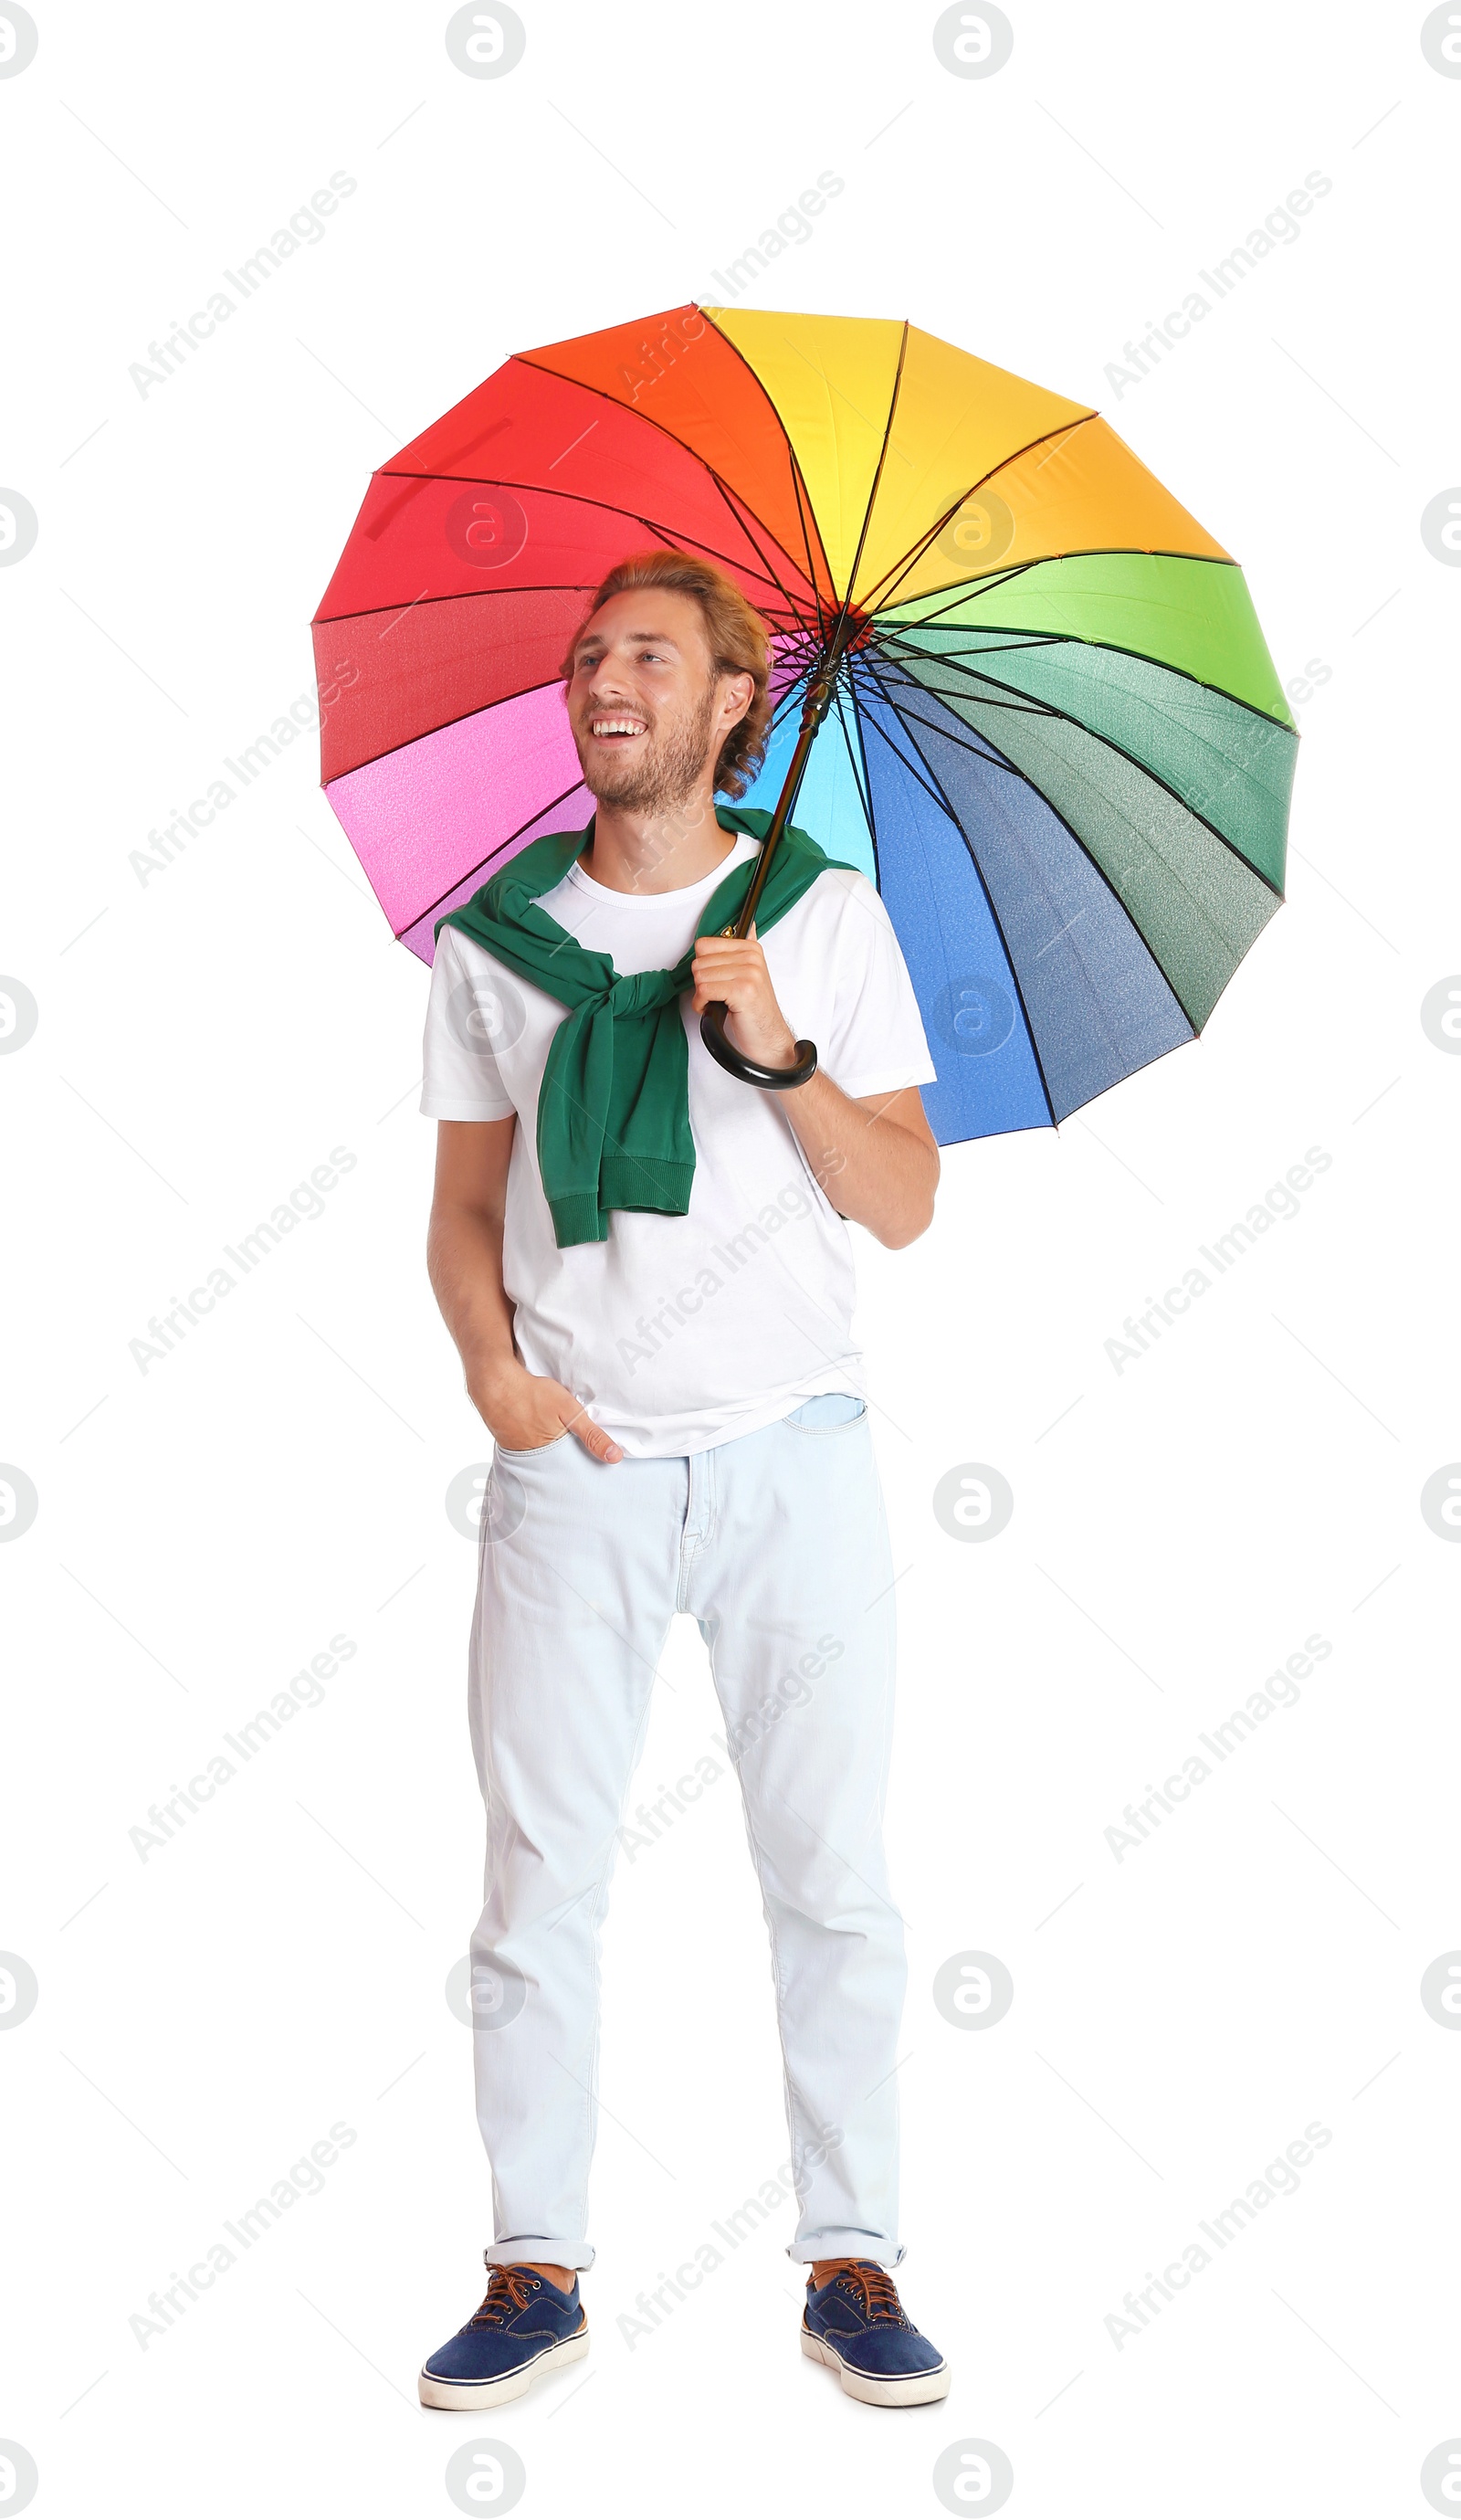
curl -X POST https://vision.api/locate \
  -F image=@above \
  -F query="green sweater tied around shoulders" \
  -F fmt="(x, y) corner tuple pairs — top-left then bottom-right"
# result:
(436, 805), (854, 1249)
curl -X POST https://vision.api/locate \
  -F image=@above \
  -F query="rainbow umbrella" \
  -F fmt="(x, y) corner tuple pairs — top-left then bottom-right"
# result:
(312, 304), (1295, 1136)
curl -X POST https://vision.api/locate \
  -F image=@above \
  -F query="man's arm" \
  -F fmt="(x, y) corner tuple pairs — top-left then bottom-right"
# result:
(689, 931), (940, 1248)
(427, 1117), (625, 1462)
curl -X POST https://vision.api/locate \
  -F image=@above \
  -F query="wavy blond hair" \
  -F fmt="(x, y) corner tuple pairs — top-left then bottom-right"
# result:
(561, 548), (773, 800)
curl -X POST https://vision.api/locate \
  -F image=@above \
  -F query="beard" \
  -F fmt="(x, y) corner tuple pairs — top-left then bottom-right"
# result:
(580, 682), (720, 815)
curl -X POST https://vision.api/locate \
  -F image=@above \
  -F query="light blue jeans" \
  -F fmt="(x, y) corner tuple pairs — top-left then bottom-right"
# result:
(466, 1392), (907, 2271)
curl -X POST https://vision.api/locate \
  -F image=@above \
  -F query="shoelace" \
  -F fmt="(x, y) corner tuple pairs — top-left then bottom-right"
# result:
(468, 2266), (541, 2326)
(836, 2262), (909, 2324)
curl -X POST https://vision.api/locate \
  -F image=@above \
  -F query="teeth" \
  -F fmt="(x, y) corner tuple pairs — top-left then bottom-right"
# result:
(591, 718), (645, 736)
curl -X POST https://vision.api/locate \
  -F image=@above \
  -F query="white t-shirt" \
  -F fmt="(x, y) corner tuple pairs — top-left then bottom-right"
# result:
(419, 832), (936, 1456)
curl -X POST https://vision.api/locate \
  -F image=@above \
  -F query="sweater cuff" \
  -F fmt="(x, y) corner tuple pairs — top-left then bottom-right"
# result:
(545, 1193), (609, 1248)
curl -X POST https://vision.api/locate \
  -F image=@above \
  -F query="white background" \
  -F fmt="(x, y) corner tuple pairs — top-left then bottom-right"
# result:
(3, 3), (1459, 2515)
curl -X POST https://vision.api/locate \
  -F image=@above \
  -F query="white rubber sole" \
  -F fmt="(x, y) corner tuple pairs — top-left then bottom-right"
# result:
(418, 2322), (589, 2410)
(801, 2324), (950, 2406)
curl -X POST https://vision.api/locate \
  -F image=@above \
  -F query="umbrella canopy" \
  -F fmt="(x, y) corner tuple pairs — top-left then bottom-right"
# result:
(312, 303), (1296, 1144)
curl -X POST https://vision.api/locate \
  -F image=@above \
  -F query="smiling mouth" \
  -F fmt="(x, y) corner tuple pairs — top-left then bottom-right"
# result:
(588, 715), (647, 743)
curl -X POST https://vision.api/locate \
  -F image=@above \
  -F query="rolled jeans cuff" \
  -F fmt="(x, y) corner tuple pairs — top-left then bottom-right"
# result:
(786, 2232), (905, 2269)
(487, 2235), (595, 2272)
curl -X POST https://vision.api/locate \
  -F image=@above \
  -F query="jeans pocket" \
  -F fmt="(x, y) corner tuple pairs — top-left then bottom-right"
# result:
(494, 1430), (571, 1460)
(783, 1392), (867, 1431)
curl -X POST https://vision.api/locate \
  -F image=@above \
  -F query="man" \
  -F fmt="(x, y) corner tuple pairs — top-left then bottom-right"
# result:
(417, 549), (947, 2410)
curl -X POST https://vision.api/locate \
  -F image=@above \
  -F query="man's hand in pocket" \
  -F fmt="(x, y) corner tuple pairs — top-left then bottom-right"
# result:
(469, 1363), (623, 1463)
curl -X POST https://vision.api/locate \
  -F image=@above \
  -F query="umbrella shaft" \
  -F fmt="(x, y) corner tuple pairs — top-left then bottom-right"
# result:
(730, 623), (853, 939)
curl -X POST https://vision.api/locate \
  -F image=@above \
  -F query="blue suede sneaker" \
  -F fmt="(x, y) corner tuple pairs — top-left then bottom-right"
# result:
(802, 2261), (950, 2406)
(419, 2259), (589, 2409)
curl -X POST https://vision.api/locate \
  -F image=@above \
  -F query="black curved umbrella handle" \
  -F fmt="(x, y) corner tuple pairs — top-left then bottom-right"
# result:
(699, 1001), (818, 1091)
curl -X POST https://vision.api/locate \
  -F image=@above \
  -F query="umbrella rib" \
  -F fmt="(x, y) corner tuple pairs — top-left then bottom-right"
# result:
(877, 630), (1067, 666)
(369, 463), (822, 635)
(321, 666), (578, 786)
(885, 542), (1255, 593)
(399, 775), (593, 937)
(878, 648), (1288, 902)
(794, 466), (835, 641)
(877, 679), (1151, 1082)
(757, 665), (818, 764)
(955, 658), (1288, 891)
(877, 550), (1297, 731)
(699, 459), (825, 645)
(851, 671), (971, 830)
(877, 625), (1061, 668)
(319, 578), (636, 629)
(767, 665), (886, 903)
(855, 416), (1100, 617)
(834, 320), (909, 620)
(858, 657), (1059, 1126)
(828, 678), (878, 866)
(693, 309), (837, 621)
(795, 319), (911, 660)
(875, 671), (1239, 1035)
(699, 473), (825, 642)
(879, 653), (1056, 718)
(321, 549), (807, 638)
(517, 325), (836, 605)
(867, 684), (1021, 780)
(883, 561), (1036, 626)
(880, 605), (1298, 733)
(843, 673), (885, 896)
(873, 668), (1196, 1061)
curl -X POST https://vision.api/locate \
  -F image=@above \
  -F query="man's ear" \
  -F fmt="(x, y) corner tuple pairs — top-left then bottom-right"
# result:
(720, 669), (754, 731)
